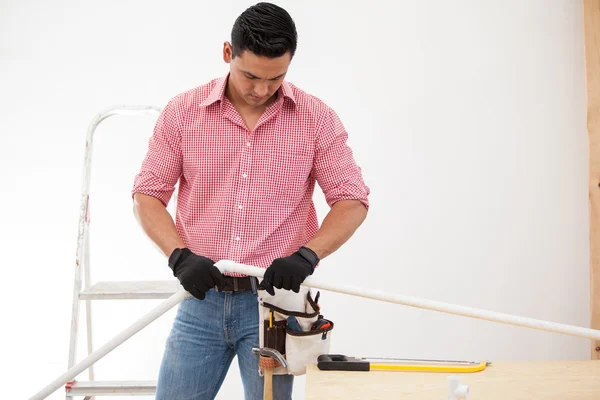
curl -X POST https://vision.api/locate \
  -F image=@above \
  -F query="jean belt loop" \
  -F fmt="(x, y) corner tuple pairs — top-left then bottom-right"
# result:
(250, 277), (258, 294)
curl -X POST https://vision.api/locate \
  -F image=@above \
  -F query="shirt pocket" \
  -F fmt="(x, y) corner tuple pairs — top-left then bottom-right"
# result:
(258, 133), (314, 200)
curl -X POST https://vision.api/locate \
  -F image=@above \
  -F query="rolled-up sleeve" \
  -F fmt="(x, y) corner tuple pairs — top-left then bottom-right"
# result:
(312, 108), (370, 210)
(131, 99), (183, 206)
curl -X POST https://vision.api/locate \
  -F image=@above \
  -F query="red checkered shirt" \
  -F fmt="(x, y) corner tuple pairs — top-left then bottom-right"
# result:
(132, 74), (370, 276)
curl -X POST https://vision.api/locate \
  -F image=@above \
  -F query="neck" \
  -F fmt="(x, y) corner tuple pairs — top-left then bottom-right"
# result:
(225, 83), (278, 113)
(225, 82), (244, 110)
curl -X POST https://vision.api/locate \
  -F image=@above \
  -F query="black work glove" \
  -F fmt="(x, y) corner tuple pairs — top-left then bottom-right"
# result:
(168, 248), (226, 300)
(259, 246), (320, 295)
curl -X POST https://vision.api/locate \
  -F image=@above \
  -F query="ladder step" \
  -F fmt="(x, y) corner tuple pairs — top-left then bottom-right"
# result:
(80, 280), (179, 300)
(66, 380), (157, 396)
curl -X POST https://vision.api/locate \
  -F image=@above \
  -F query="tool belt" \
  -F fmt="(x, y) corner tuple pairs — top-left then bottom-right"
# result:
(216, 276), (258, 292)
(258, 286), (334, 376)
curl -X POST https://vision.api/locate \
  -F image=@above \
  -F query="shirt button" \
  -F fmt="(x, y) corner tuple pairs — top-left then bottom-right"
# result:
(242, 173), (248, 178)
(238, 205), (243, 209)
(234, 236), (241, 241)
(246, 142), (251, 147)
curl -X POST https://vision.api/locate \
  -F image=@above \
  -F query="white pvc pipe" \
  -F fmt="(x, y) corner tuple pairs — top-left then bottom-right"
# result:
(216, 260), (600, 341)
(30, 289), (189, 400)
(31, 259), (600, 399)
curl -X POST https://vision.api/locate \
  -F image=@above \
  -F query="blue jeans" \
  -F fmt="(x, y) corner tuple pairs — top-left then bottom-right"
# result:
(155, 288), (294, 400)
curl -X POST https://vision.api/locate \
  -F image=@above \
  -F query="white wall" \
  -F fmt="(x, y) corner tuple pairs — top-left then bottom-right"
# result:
(1, 0), (589, 399)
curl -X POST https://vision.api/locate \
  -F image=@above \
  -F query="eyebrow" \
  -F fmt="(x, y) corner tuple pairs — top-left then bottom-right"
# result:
(243, 70), (286, 80)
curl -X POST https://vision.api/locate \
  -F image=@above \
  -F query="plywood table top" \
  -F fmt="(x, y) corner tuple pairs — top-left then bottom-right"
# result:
(305, 360), (600, 399)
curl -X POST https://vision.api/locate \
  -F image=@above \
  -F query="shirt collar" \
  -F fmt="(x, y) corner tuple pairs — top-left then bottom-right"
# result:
(199, 73), (296, 107)
(199, 75), (228, 107)
(280, 80), (296, 105)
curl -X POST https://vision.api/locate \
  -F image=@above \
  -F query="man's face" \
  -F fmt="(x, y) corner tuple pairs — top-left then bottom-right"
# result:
(223, 42), (291, 108)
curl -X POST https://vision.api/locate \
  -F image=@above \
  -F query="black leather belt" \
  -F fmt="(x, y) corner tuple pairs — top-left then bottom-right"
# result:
(216, 276), (258, 293)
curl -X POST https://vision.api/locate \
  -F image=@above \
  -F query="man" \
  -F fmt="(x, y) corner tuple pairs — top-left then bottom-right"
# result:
(131, 2), (369, 399)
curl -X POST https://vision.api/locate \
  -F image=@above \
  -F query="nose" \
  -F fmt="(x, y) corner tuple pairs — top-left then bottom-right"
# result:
(255, 82), (268, 98)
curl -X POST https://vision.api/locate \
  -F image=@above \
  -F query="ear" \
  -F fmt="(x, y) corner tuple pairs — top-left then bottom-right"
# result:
(223, 42), (232, 63)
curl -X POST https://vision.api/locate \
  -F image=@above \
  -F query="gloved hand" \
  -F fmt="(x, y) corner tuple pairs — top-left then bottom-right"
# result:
(168, 248), (226, 300)
(259, 246), (320, 295)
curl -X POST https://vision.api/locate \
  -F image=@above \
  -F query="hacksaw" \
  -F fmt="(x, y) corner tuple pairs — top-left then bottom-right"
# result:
(317, 354), (491, 373)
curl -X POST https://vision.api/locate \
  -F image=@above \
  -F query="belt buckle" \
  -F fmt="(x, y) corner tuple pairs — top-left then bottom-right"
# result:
(216, 276), (236, 293)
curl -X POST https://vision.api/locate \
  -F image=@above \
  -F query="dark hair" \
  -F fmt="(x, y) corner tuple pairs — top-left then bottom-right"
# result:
(231, 2), (298, 59)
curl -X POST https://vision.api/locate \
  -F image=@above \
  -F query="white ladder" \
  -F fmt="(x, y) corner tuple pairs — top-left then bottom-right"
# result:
(65, 105), (173, 399)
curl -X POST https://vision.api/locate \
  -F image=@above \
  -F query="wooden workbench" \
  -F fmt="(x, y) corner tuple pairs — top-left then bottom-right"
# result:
(305, 360), (600, 399)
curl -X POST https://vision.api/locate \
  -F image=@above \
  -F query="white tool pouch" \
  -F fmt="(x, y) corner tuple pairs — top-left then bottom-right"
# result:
(258, 286), (334, 376)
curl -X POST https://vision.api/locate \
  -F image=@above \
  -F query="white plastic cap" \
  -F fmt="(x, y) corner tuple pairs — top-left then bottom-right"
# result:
(448, 376), (469, 399)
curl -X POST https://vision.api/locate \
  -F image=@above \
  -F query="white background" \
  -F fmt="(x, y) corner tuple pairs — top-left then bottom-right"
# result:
(1, 0), (591, 399)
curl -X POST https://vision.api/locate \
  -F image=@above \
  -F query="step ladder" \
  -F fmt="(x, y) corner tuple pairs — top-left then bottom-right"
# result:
(65, 105), (176, 399)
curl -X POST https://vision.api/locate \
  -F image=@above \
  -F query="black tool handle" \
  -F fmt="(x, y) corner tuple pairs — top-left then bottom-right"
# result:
(317, 354), (370, 371)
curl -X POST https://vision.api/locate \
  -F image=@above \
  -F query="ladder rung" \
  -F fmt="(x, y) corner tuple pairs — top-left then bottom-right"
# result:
(66, 380), (157, 395)
(80, 280), (179, 300)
